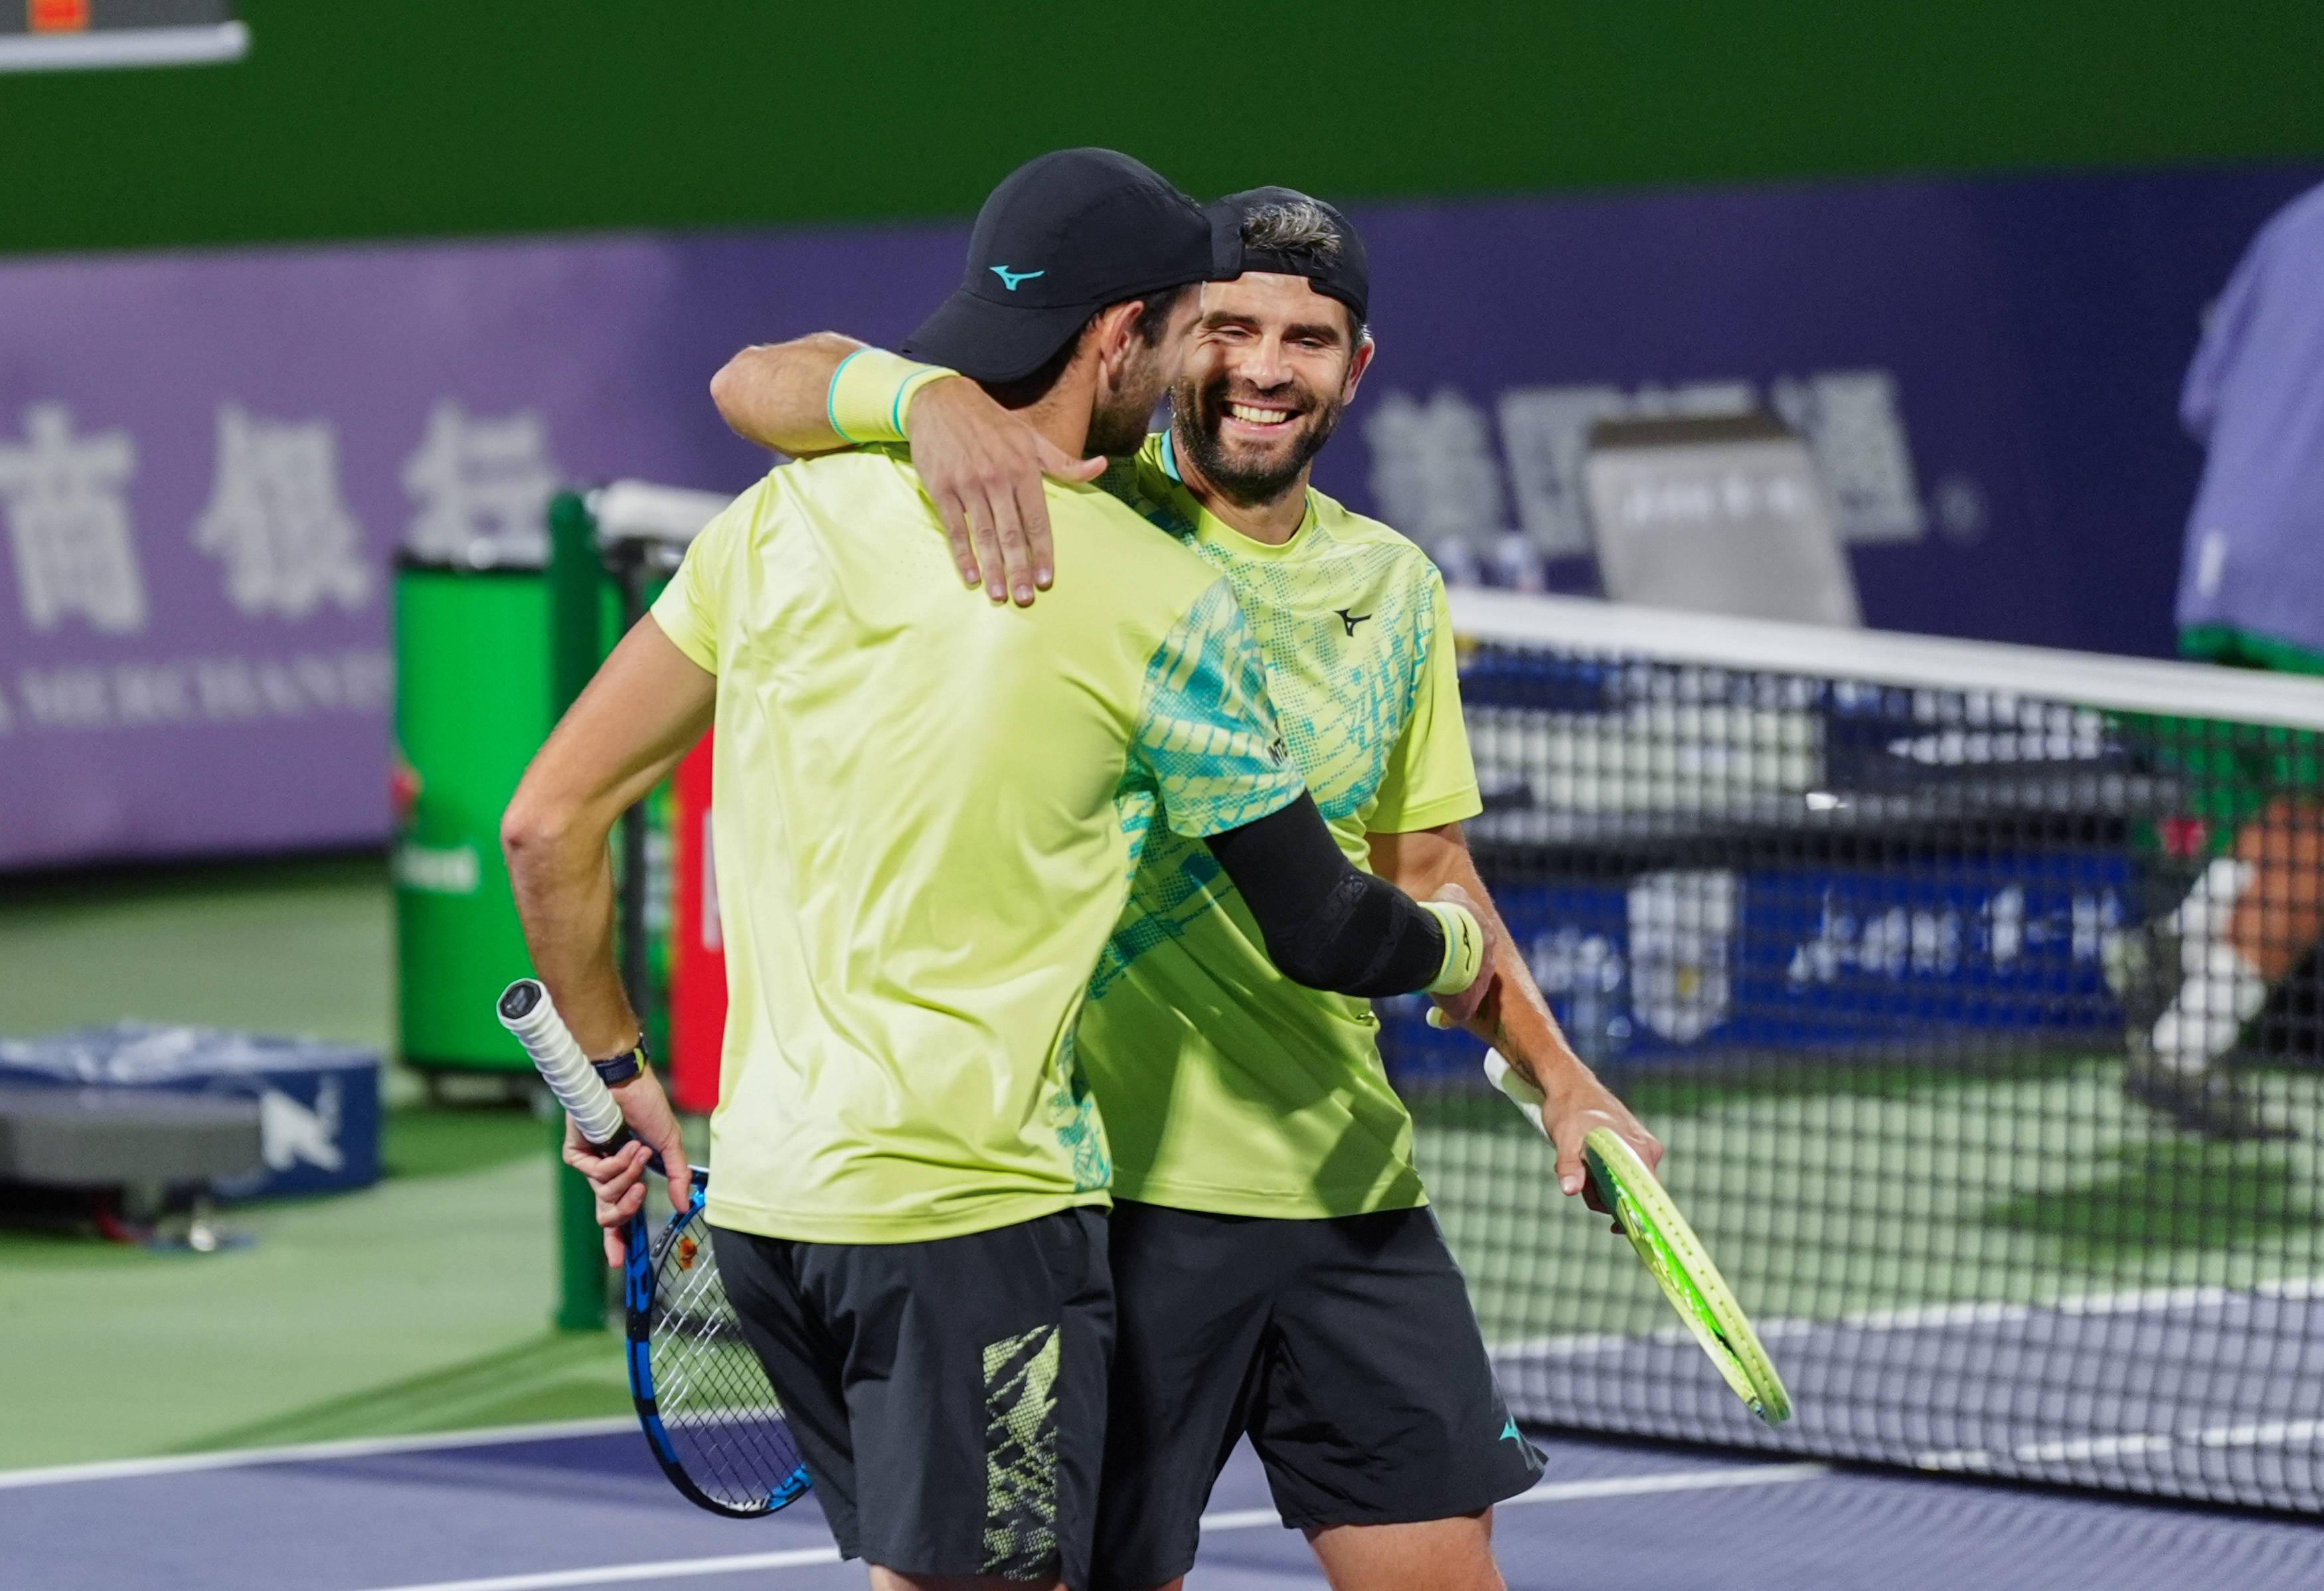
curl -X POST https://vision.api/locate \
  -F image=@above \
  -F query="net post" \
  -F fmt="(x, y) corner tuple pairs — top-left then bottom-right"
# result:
(609, 546), (653, 1031)
(548, 489), (612, 1333)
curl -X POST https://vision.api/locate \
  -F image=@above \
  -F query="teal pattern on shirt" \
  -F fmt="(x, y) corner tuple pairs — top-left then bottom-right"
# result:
(1046, 1023), (1110, 1193)
(1098, 571), (1303, 1001)
(1091, 444), (1442, 997)
(1116, 574), (1303, 848)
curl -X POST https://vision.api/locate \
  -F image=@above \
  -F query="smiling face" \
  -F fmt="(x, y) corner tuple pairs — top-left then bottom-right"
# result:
(1173, 271), (1374, 508)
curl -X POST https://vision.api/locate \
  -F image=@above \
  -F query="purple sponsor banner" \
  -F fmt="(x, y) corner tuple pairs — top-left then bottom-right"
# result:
(0, 231), (962, 869)
(3, 167), (2315, 868)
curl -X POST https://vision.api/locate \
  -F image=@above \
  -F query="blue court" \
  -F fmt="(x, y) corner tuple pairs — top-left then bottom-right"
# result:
(6, 1422), (2319, 1591)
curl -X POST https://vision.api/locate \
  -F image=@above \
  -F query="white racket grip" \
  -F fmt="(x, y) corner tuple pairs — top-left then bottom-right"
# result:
(1483, 1050), (1552, 1141)
(497, 978), (626, 1149)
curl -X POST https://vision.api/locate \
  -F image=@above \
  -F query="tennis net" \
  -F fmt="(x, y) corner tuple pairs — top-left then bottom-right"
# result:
(1400, 590), (2324, 1513)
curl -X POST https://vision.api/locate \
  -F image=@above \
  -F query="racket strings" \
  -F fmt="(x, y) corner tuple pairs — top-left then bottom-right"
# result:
(647, 1215), (807, 1511)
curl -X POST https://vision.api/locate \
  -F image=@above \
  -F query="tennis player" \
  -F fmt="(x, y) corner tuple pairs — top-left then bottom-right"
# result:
(708, 187), (1660, 1591)
(509, 151), (1503, 1591)
(2109, 181), (2324, 1143)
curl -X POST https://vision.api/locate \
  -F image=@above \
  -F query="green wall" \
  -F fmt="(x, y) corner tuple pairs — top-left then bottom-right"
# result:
(5, 2), (2322, 254)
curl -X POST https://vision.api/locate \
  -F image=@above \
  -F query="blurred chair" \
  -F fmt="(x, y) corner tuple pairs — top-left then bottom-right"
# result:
(1582, 410), (1862, 626)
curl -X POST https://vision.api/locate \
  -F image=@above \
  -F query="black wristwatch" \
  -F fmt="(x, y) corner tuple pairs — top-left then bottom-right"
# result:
(592, 1039), (649, 1087)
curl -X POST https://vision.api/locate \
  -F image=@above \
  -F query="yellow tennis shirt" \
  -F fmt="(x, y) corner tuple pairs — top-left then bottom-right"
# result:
(1077, 432), (1484, 1217)
(651, 446), (1304, 1244)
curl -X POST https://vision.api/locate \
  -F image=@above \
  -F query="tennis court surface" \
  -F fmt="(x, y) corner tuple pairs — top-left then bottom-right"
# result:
(9, 1420), (2323, 1591)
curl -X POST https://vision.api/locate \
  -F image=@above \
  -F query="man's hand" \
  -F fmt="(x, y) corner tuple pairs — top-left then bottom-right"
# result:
(908, 377), (1104, 606)
(558, 1065), (694, 1266)
(1536, 1068), (1661, 1216)
(1486, 1050), (1663, 1228)
(1425, 880), (1508, 1031)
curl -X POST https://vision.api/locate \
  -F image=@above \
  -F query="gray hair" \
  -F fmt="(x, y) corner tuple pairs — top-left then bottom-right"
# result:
(1240, 197), (1345, 262)
(1237, 198), (1367, 345)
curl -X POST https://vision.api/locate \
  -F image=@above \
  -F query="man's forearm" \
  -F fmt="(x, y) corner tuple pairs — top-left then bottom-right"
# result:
(504, 821), (639, 1058)
(1374, 820), (1665, 1189)
(708, 331), (865, 456)
(1206, 796), (1474, 999)
(1370, 823), (1585, 1092)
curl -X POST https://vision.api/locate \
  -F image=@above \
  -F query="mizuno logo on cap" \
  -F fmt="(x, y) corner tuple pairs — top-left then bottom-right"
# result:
(989, 266), (1046, 291)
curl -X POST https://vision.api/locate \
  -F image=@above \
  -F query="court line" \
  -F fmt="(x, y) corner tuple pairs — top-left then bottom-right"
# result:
(2256, 1277), (2324, 1301)
(0, 1416), (636, 1491)
(2200, 1420), (2324, 1449)
(1842, 1301), (2034, 1333)
(2017, 1434), (2176, 1464)
(343, 1548), (843, 1591)
(2050, 1284), (2234, 1317)
(347, 1461), (1833, 1591)
(1918, 1417), (2324, 1473)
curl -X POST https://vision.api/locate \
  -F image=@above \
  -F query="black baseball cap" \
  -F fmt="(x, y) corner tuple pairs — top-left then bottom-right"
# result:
(902, 148), (1242, 384)
(1208, 185), (1370, 327)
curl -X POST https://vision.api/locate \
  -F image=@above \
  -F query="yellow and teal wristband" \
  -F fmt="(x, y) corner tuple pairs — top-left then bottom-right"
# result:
(827, 347), (959, 444)
(1420, 901), (1485, 995)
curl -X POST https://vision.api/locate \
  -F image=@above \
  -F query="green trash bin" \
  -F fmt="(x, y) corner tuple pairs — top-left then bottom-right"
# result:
(393, 557), (556, 1073)
(395, 493), (688, 1326)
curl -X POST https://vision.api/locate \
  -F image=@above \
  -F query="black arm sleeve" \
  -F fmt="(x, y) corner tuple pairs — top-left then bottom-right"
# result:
(1202, 793), (1449, 998)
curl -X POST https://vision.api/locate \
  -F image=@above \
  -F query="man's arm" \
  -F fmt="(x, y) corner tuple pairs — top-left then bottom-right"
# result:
(1134, 580), (1498, 1014)
(708, 331), (863, 458)
(1370, 821), (1663, 1201)
(710, 333), (1097, 606)
(502, 616), (712, 1252)
(1206, 795), (1501, 1020)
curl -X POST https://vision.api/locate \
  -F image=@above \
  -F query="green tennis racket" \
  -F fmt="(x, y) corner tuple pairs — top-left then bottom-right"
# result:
(1484, 1052), (1792, 1426)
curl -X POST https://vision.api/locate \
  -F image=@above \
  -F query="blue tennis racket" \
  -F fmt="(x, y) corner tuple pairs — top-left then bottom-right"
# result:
(498, 978), (811, 1517)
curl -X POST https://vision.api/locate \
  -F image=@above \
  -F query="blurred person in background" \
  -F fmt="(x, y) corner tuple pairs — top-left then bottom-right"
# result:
(2113, 181), (2324, 1141)
(708, 186), (1657, 1591)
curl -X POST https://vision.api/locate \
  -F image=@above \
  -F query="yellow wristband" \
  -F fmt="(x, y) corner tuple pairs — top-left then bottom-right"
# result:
(827, 347), (959, 444)
(1421, 902), (1485, 995)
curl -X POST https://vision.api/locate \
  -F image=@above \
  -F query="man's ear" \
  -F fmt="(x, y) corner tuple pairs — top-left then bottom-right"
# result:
(1086, 299), (1148, 387)
(1342, 331), (1378, 405)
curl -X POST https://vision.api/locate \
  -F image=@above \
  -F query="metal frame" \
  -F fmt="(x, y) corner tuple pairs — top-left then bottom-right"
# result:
(545, 482), (725, 1331)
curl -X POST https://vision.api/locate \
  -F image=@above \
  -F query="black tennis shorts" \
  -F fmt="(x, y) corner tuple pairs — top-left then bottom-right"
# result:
(711, 1207), (1113, 1586)
(1092, 1200), (1542, 1591)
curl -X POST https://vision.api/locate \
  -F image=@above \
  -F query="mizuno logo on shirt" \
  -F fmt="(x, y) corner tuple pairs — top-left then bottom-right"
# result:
(989, 266), (1046, 292)
(1335, 609), (1372, 637)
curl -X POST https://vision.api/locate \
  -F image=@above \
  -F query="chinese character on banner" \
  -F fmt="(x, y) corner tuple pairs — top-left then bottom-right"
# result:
(193, 404), (374, 620)
(1363, 389), (1511, 554)
(1770, 370), (1924, 542)
(0, 402), (145, 635)
(401, 400), (560, 566)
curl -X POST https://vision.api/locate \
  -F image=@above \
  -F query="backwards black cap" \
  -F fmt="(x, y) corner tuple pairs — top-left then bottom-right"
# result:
(902, 148), (1242, 384)
(1207, 185), (1370, 327)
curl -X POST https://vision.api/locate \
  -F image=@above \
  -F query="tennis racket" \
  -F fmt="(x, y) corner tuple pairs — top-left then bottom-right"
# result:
(1484, 1050), (1793, 1426)
(497, 978), (812, 1516)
